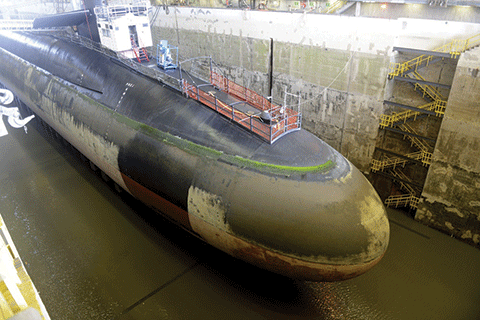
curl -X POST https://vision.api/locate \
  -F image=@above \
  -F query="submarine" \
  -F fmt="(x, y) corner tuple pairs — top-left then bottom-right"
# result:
(0, 1), (389, 281)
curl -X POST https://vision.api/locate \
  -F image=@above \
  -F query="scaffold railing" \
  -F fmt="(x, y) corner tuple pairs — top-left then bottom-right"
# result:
(185, 69), (302, 144)
(206, 64), (301, 143)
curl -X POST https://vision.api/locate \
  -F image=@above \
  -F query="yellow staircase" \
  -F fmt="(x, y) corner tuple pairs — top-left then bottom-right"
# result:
(384, 169), (421, 209)
(389, 33), (480, 78)
(408, 71), (445, 101)
(398, 122), (433, 155)
(392, 168), (421, 195)
(379, 100), (445, 129)
(376, 164), (422, 209)
(371, 151), (431, 172)
(373, 34), (471, 210)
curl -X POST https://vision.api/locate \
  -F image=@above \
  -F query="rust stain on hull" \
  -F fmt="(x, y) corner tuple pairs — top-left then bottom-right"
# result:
(189, 214), (382, 282)
(121, 173), (192, 230)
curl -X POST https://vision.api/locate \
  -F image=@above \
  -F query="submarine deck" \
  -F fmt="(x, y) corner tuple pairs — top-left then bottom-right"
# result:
(1, 119), (480, 319)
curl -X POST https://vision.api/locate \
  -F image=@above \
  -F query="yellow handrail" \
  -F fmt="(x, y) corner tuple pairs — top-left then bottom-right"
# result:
(379, 100), (444, 129)
(399, 123), (432, 153)
(371, 151), (426, 172)
(409, 71), (445, 101)
(389, 33), (480, 78)
(385, 194), (419, 209)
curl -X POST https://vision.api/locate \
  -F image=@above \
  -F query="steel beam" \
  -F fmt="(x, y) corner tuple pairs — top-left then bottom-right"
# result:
(375, 147), (424, 165)
(384, 100), (437, 116)
(392, 47), (454, 58)
(373, 170), (424, 189)
(382, 126), (437, 143)
(394, 76), (451, 89)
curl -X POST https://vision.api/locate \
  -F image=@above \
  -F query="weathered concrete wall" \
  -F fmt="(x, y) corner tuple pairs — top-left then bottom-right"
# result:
(416, 46), (480, 248)
(346, 3), (480, 24)
(150, 8), (480, 172)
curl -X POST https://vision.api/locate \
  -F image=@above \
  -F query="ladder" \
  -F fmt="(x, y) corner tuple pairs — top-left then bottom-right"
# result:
(131, 37), (150, 63)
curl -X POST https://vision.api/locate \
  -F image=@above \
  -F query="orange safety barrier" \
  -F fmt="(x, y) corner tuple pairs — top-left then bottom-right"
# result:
(210, 71), (273, 112)
(184, 71), (301, 143)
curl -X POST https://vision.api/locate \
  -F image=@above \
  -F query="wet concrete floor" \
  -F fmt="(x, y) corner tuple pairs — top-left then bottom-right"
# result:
(0, 119), (479, 320)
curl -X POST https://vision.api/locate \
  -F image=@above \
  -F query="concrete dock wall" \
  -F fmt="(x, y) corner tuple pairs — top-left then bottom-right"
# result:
(151, 8), (480, 173)
(416, 46), (480, 248)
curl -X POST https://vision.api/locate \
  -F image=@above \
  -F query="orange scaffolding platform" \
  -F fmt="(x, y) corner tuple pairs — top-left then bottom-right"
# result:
(182, 70), (301, 144)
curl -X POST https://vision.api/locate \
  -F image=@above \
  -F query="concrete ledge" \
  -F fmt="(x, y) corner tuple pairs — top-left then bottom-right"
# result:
(7, 308), (42, 320)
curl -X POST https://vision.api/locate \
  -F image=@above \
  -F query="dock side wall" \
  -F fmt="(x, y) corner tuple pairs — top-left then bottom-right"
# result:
(416, 47), (480, 248)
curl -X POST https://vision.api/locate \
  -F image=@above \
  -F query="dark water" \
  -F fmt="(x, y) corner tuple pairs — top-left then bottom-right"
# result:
(0, 117), (479, 320)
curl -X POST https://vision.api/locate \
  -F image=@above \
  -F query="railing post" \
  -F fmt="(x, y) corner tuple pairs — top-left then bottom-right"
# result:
(209, 56), (213, 79)
(270, 122), (273, 143)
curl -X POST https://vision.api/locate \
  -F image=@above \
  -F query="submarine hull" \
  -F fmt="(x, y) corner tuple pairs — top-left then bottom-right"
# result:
(0, 31), (389, 281)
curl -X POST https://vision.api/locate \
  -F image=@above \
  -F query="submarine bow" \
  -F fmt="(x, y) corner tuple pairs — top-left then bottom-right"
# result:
(0, 30), (389, 281)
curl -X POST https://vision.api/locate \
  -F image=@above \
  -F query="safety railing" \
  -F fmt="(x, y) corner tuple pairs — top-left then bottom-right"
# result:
(434, 99), (447, 116)
(94, 0), (150, 22)
(380, 100), (445, 129)
(422, 151), (433, 166)
(389, 33), (480, 78)
(380, 104), (431, 129)
(47, 30), (184, 92)
(371, 151), (421, 172)
(211, 69), (301, 117)
(435, 33), (480, 58)
(371, 151), (432, 172)
(389, 55), (435, 78)
(385, 194), (420, 209)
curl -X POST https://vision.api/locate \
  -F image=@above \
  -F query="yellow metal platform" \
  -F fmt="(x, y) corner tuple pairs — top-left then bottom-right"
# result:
(0, 215), (49, 320)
